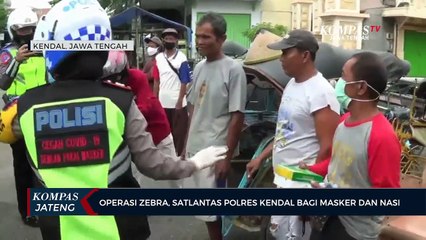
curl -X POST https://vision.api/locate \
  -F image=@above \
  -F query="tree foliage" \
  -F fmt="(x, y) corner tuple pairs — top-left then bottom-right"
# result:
(49, 0), (61, 5)
(0, 0), (7, 30)
(49, 0), (141, 15)
(98, 0), (142, 16)
(243, 22), (288, 42)
(99, 0), (126, 15)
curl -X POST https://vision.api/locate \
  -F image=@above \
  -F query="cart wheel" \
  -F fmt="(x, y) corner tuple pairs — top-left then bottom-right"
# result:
(222, 136), (275, 238)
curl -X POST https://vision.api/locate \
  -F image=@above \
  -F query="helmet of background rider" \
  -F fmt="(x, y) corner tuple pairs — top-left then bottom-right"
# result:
(7, 7), (38, 46)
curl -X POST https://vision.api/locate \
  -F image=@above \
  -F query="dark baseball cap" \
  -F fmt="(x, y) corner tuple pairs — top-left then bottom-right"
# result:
(267, 29), (319, 53)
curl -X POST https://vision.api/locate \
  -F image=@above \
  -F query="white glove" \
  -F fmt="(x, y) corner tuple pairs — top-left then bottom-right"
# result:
(188, 146), (228, 170)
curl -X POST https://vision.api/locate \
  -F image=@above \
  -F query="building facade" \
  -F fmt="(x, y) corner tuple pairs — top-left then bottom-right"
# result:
(141, 0), (294, 57)
(260, 0), (292, 27)
(5, 0), (51, 16)
(290, 0), (426, 77)
(140, 0), (262, 57)
(380, 0), (426, 76)
(191, 0), (262, 49)
(291, 0), (369, 49)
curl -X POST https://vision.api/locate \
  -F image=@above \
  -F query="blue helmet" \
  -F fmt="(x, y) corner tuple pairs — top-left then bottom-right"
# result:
(35, 0), (111, 74)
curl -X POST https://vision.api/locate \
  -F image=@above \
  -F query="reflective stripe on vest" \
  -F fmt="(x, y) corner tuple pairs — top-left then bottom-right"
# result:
(19, 97), (127, 240)
(6, 48), (46, 96)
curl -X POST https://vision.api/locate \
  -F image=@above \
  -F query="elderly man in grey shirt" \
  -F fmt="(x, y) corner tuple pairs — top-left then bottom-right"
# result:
(182, 12), (247, 240)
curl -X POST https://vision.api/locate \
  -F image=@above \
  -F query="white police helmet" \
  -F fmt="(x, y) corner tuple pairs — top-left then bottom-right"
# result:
(37, 0), (111, 74)
(7, 7), (38, 40)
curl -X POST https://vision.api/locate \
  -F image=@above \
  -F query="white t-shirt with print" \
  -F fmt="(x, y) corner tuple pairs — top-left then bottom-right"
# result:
(273, 72), (340, 186)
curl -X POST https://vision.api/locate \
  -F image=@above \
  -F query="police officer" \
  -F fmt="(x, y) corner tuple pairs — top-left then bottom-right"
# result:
(0, 7), (46, 227)
(0, 1), (227, 239)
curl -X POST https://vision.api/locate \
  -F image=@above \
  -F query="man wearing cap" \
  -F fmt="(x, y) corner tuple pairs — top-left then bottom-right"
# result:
(246, 29), (340, 239)
(143, 36), (162, 89)
(152, 28), (191, 157)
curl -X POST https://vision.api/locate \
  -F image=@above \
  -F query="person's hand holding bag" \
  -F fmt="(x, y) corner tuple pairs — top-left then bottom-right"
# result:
(188, 146), (228, 170)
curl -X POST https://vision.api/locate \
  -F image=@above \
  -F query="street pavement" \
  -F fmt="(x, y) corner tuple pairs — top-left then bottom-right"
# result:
(0, 142), (265, 240)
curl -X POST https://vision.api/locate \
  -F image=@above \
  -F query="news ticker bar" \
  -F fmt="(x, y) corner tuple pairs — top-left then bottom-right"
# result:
(28, 188), (426, 216)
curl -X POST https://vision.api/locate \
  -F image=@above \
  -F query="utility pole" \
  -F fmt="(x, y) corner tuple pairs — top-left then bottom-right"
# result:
(132, 0), (140, 69)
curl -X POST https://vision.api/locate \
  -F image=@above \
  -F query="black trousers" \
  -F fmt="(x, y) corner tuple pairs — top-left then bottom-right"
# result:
(310, 217), (356, 240)
(11, 139), (36, 218)
(164, 107), (188, 156)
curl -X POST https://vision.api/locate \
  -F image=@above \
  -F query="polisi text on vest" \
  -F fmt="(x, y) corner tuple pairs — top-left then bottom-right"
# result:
(35, 104), (104, 132)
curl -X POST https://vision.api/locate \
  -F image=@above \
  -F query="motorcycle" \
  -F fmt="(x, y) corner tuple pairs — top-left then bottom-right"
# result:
(379, 80), (426, 240)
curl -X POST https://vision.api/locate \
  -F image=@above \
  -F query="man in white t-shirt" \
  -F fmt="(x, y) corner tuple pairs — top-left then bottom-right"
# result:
(246, 29), (340, 239)
(153, 28), (192, 156)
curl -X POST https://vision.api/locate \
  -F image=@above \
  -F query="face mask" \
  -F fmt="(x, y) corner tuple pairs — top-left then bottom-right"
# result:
(16, 34), (34, 47)
(164, 42), (175, 50)
(146, 47), (158, 56)
(335, 78), (351, 112)
(343, 79), (381, 102)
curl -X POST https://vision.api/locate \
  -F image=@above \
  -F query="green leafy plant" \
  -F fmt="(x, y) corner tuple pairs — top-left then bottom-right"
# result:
(49, 0), (142, 15)
(243, 22), (288, 42)
(0, 0), (7, 31)
(49, 0), (61, 5)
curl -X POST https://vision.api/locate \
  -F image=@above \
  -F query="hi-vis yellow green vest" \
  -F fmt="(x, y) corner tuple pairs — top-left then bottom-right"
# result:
(6, 48), (46, 96)
(17, 80), (151, 240)
(20, 97), (124, 240)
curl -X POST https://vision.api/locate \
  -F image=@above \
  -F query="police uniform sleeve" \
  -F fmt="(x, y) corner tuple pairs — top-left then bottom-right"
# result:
(0, 50), (20, 90)
(0, 51), (11, 74)
(125, 101), (197, 180)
